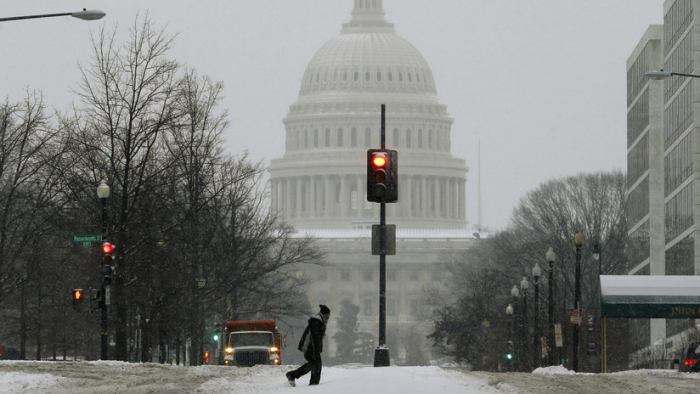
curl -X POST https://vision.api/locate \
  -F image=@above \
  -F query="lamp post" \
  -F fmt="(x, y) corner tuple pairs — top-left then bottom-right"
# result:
(0, 9), (105, 22)
(545, 247), (556, 366)
(573, 230), (586, 372)
(592, 241), (602, 372)
(506, 304), (514, 372)
(519, 277), (529, 371)
(532, 262), (542, 369)
(510, 284), (519, 370)
(96, 180), (110, 360)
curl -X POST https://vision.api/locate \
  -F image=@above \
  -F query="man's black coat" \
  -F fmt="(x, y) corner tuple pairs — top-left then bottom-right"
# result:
(298, 314), (326, 361)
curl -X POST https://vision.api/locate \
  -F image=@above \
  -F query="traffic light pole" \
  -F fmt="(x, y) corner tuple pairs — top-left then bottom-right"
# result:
(100, 197), (109, 360)
(374, 104), (390, 367)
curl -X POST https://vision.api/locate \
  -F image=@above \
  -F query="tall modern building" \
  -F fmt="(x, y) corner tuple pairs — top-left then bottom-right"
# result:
(627, 0), (698, 366)
(268, 1), (473, 363)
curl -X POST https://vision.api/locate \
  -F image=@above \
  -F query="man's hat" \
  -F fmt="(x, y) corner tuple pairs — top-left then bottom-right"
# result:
(319, 305), (330, 315)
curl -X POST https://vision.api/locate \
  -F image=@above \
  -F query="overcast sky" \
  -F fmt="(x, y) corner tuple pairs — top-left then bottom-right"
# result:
(1, 1), (663, 231)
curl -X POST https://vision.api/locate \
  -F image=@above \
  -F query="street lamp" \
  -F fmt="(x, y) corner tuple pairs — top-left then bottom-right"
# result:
(573, 229), (586, 372)
(532, 263), (542, 369)
(520, 277), (529, 371)
(510, 285), (519, 370)
(644, 70), (700, 80)
(96, 179), (110, 360)
(545, 247), (556, 366)
(506, 304), (514, 371)
(0, 9), (106, 22)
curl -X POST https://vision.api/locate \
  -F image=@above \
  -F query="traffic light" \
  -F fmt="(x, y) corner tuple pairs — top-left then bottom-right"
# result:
(213, 334), (220, 342)
(101, 242), (115, 264)
(72, 289), (83, 309)
(90, 288), (104, 310)
(506, 352), (513, 360)
(367, 149), (398, 203)
(102, 264), (114, 286)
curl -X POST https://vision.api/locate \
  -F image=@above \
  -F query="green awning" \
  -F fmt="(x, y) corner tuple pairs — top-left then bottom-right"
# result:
(600, 275), (700, 318)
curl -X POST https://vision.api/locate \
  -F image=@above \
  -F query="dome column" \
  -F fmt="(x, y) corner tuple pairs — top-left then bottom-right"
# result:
(421, 176), (427, 218)
(310, 176), (317, 218)
(325, 176), (332, 218)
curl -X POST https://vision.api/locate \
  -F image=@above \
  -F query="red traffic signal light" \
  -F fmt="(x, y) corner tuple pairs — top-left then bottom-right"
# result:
(367, 149), (398, 203)
(101, 242), (114, 254)
(372, 155), (387, 168)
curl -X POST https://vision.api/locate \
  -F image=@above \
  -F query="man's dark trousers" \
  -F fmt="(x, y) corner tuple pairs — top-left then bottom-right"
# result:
(290, 356), (322, 385)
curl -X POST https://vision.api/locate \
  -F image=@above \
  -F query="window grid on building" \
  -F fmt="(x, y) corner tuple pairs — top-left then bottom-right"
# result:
(663, 82), (693, 150)
(627, 89), (649, 148)
(628, 133), (650, 188)
(664, 132), (693, 196)
(664, 182), (694, 243)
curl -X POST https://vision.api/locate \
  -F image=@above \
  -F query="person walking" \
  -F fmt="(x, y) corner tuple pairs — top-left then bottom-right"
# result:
(286, 305), (330, 386)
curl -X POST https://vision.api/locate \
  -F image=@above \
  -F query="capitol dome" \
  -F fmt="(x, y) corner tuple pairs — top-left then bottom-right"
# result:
(269, 0), (468, 230)
(299, 21), (437, 97)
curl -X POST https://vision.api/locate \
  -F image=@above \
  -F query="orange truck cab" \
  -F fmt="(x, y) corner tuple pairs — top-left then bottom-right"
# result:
(223, 320), (283, 366)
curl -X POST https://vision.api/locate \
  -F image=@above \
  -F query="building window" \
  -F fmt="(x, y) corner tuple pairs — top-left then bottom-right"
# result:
(364, 299), (373, 316)
(337, 128), (343, 147)
(418, 129), (423, 148)
(333, 72), (337, 83)
(409, 299), (420, 316)
(304, 130), (309, 148)
(341, 271), (351, 281)
(388, 72), (393, 82)
(408, 73), (412, 82)
(416, 74), (420, 83)
(377, 72), (382, 81)
(392, 128), (399, 148)
(343, 71), (348, 82)
(365, 128), (372, 147)
(405, 129), (412, 148)
(398, 72), (403, 82)
(410, 271), (419, 281)
(351, 128), (357, 147)
(314, 129), (319, 148)
(325, 129), (331, 147)
(365, 71), (370, 81)
(354, 71), (359, 81)
(387, 270), (397, 281)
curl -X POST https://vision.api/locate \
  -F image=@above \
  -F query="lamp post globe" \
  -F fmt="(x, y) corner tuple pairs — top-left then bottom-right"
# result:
(97, 179), (110, 199)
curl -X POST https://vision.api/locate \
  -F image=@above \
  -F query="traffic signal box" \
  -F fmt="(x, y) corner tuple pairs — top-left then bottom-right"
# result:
(367, 149), (398, 203)
(101, 242), (115, 286)
(72, 289), (83, 310)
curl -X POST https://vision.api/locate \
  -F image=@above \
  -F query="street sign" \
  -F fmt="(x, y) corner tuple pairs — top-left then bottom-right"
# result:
(554, 323), (563, 347)
(72, 234), (102, 243)
(570, 308), (582, 325)
(371, 224), (396, 255)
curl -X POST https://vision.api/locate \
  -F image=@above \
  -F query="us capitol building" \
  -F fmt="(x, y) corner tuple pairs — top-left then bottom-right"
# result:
(268, 0), (474, 364)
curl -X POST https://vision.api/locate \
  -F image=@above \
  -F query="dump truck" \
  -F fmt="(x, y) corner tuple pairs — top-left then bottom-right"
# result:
(223, 320), (282, 366)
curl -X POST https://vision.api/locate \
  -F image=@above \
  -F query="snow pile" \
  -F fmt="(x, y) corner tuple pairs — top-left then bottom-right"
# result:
(532, 365), (576, 375)
(0, 371), (64, 393)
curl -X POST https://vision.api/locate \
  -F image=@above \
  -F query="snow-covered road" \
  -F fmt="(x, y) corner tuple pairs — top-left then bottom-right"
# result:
(1, 361), (699, 393)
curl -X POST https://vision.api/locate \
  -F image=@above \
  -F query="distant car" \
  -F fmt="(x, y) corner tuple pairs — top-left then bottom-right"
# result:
(678, 343), (700, 372)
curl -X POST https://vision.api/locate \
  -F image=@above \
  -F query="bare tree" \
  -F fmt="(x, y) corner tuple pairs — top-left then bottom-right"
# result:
(430, 171), (629, 372)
